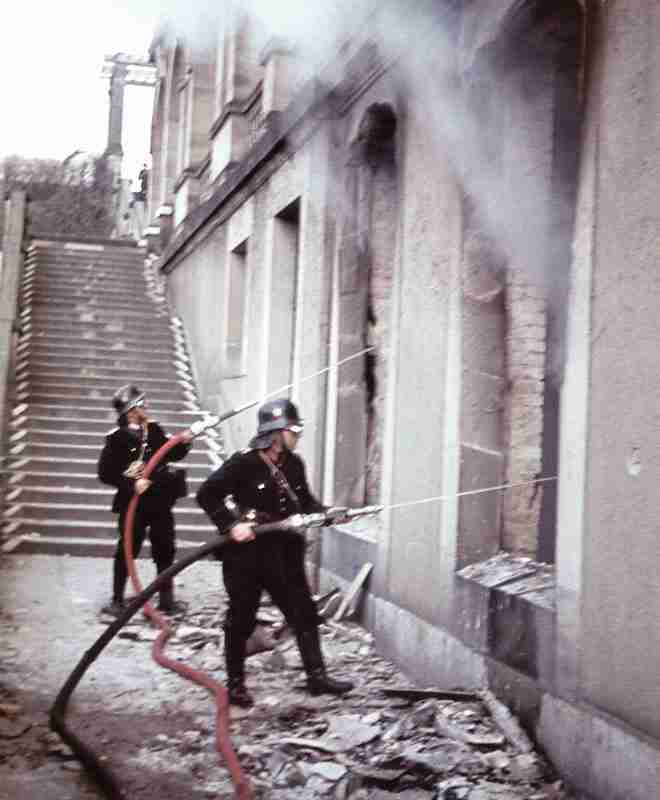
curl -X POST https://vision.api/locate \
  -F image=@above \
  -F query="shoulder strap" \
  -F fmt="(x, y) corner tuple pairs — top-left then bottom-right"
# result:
(259, 452), (301, 511)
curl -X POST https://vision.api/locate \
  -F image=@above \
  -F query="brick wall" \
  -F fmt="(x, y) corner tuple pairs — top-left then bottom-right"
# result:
(503, 269), (547, 555)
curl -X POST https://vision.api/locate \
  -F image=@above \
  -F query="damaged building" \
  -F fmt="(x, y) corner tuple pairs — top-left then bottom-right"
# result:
(135, 1), (660, 797)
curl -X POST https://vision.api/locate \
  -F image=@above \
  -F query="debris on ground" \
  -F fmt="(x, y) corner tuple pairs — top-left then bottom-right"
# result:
(0, 556), (580, 800)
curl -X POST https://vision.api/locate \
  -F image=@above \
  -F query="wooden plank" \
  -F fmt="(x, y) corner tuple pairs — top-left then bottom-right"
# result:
(332, 562), (373, 621)
(380, 687), (480, 702)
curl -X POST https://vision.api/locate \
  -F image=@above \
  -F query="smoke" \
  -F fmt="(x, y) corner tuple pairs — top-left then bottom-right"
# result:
(146, 0), (580, 302)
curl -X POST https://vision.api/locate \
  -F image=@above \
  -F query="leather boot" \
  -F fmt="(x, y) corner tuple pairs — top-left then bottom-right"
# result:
(225, 629), (254, 708)
(297, 628), (353, 696)
(157, 580), (185, 614)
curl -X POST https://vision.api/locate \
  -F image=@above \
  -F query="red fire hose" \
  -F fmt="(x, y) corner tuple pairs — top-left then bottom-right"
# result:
(49, 427), (376, 799)
(123, 434), (253, 800)
(49, 433), (254, 800)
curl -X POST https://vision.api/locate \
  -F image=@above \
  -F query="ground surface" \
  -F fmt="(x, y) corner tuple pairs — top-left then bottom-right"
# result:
(0, 554), (579, 800)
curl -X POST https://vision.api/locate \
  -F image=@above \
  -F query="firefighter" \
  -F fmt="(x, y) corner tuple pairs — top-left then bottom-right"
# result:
(196, 399), (354, 708)
(97, 384), (192, 615)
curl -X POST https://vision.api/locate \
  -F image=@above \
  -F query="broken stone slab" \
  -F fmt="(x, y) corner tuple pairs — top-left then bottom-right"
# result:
(350, 765), (407, 785)
(274, 761), (307, 788)
(433, 713), (505, 749)
(368, 789), (435, 800)
(401, 742), (475, 774)
(173, 625), (215, 643)
(479, 691), (534, 754)
(281, 714), (380, 755)
(334, 772), (365, 800)
(435, 778), (472, 800)
(179, 730), (204, 752)
(361, 710), (382, 725)
(382, 718), (412, 741)
(480, 750), (511, 772)
(457, 553), (539, 588)
(280, 737), (340, 755)
(408, 700), (437, 728)
(507, 752), (543, 782)
(467, 780), (527, 800)
(308, 761), (348, 781)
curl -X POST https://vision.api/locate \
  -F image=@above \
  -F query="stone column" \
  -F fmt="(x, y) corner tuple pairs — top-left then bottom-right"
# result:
(106, 61), (127, 159)
(0, 191), (27, 479)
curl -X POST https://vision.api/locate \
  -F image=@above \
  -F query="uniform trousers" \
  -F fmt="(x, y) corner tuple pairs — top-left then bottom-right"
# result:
(112, 504), (175, 600)
(222, 530), (318, 639)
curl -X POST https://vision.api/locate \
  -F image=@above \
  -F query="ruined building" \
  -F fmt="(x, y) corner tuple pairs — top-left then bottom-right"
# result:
(135, 2), (660, 796)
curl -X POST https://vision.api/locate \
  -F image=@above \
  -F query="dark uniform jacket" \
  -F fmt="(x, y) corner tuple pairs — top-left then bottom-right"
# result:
(196, 449), (325, 533)
(98, 422), (190, 513)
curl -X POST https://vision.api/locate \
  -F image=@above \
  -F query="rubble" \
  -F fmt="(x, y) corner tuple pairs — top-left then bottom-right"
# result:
(0, 558), (581, 800)
(87, 598), (581, 798)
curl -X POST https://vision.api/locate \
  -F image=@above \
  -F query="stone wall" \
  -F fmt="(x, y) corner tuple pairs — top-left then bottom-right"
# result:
(150, 3), (660, 797)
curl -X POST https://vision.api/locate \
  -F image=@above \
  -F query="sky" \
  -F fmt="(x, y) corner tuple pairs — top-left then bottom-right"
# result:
(0, 1), (161, 181)
(0, 0), (364, 183)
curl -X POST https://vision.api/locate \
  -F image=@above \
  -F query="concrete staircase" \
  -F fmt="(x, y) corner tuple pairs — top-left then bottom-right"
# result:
(1, 238), (224, 557)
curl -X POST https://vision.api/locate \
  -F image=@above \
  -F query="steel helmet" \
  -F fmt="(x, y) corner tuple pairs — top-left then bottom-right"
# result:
(112, 384), (146, 416)
(256, 399), (303, 435)
(249, 399), (303, 449)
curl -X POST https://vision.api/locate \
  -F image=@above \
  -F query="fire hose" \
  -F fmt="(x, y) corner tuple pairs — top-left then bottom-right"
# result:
(49, 411), (381, 800)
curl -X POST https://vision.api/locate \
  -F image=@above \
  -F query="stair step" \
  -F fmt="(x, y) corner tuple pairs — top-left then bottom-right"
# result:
(24, 276), (149, 293)
(28, 244), (143, 257)
(6, 470), (210, 491)
(4, 501), (212, 524)
(9, 440), (213, 462)
(24, 264), (147, 282)
(16, 392), (196, 410)
(21, 341), (185, 360)
(17, 354), (186, 372)
(26, 251), (144, 263)
(26, 311), (171, 327)
(7, 485), (205, 509)
(23, 328), (180, 348)
(24, 292), (159, 309)
(17, 362), (185, 382)
(18, 375), (193, 394)
(2, 518), (215, 540)
(3, 535), (212, 558)
(11, 403), (208, 423)
(1, 239), (223, 560)
(11, 414), (221, 436)
(24, 271), (148, 286)
(24, 273), (148, 291)
(11, 426), (215, 449)
(27, 255), (144, 267)
(26, 305), (170, 323)
(6, 456), (213, 477)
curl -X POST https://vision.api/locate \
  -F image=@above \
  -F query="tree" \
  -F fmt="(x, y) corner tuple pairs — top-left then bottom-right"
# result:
(1, 153), (114, 239)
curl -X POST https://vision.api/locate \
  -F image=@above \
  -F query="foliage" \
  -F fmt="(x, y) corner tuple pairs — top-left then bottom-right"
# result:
(1, 153), (115, 239)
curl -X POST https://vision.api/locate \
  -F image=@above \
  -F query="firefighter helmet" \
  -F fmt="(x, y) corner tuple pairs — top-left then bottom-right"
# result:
(249, 399), (303, 449)
(256, 399), (303, 435)
(112, 384), (146, 416)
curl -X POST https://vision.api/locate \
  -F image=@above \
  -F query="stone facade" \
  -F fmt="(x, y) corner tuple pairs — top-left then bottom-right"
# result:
(142, 3), (660, 797)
